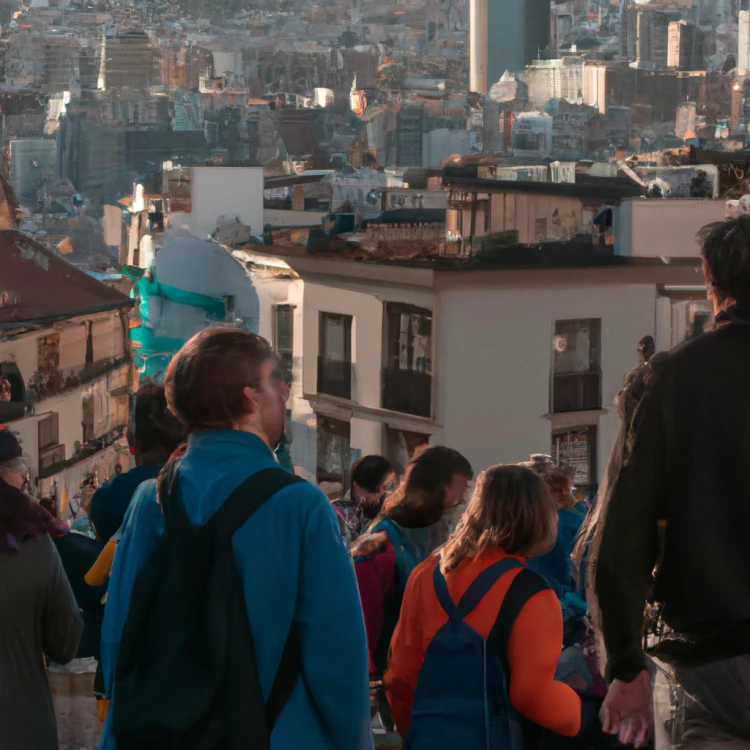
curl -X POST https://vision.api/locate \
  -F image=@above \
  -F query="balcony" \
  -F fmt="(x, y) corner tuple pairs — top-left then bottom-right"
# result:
(27, 357), (130, 403)
(317, 358), (352, 400)
(39, 444), (66, 478)
(552, 372), (602, 414)
(382, 369), (432, 418)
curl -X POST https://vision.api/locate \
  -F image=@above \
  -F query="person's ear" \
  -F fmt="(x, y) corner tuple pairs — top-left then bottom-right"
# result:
(241, 385), (259, 415)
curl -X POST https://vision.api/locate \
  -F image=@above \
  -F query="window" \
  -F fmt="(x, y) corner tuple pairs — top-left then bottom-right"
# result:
(39, 412), (64, 475)
(551, 318), (602, 413)
(316, 416), (351, 498)
(82, 392), (95, 443)
(534, 217), (548, 241)
(38, 412), (59, 450)
(385, 427), (430, 481)
(37, 333), (60, 375)
(0, 363), (24, 403)
(85, 321), (94, 367)
(0, 363), (26, 421)
(382, 304), (432, 418)
(318, 313), (352, 399)
(552, 426), (597, 493)
(273, 304), (295, 374)
(385, 304), (432, 374)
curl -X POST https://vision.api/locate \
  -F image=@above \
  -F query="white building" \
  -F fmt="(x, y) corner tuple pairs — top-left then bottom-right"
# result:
(232, 248), (317, 479)
(190, 166), (265, 239)
(1, 231), (133, 506)
(268, 250), (700, 496)
(264, 166), (709, 494)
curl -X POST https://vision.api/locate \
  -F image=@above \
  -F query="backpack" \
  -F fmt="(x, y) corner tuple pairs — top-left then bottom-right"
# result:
(356, 517), (419, 675)
(112, 462), (304, 750)
(404, 558), (548, 750)
(370, 517), (419, 596)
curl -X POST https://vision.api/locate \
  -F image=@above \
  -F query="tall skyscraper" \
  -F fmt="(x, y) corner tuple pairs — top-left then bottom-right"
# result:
(739, 10), (750, 76)
(668, 20), (704, 70)
(470, 0), (550, 93)
(622, 5), (670, 69)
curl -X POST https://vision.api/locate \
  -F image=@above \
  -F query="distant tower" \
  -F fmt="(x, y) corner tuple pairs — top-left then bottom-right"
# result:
(470, 0), (550, 94)
(739, 10), (750, 76)
(469, 0), (488, 92)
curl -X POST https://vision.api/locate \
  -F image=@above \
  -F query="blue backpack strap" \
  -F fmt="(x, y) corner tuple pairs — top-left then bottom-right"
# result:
(456, 558), (525, 619)
(489, 568), (550, 674)
(432, 562), (459, 619)
(433, 556), (524, 621)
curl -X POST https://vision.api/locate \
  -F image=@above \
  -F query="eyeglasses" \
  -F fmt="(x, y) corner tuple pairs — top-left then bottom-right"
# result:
(1, 464), (28, 479)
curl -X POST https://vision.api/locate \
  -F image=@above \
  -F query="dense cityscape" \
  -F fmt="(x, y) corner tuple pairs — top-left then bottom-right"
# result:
(1, 0), (750, 747)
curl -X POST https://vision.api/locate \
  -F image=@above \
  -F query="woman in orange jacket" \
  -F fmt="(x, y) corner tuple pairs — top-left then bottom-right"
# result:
(384, 464), (582, 749)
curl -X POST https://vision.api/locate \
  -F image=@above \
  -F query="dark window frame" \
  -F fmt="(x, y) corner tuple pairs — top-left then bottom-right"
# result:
(316, 415), (352, 494)
(318, 312), (353, 400)
(38, 411), (60, 451)
(551, 318), (602, 414)
(382, 303), (433, 418)
(552, 424), (597, 493)
(273, 304), (296, 372)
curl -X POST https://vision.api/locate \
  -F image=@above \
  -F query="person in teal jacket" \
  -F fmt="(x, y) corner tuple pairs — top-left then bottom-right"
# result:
(525, 455), (585, 599)
(98, 328), (373, 750)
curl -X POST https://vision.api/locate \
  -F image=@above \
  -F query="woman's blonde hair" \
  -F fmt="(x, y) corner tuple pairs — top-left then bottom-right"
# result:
(439, 464), (556, 573)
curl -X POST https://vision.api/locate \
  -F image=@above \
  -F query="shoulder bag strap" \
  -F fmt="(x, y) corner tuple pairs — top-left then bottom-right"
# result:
(210, 467), (306, 733)
(488, 568), (550, 676)
(207, 467), (304, 541)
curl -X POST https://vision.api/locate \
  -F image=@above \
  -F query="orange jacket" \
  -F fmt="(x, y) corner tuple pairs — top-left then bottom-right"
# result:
(384, 549), (581, 738)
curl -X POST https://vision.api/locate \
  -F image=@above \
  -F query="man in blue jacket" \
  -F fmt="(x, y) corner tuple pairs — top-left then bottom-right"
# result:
(99, 328), (373, 750)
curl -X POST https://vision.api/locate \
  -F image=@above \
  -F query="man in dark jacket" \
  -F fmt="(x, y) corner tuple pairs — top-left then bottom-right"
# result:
(597, 216), (750, 748)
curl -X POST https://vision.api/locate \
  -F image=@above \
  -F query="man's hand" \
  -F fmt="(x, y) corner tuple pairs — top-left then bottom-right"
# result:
(600, 670), (653, 749)
(350, 531), (387, 558)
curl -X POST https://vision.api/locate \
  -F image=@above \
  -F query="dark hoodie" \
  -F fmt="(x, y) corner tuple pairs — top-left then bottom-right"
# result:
(596, 306), (750, 681)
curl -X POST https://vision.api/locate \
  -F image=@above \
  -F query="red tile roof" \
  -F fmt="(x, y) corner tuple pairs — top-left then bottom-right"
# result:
(0, 231), (130, 328)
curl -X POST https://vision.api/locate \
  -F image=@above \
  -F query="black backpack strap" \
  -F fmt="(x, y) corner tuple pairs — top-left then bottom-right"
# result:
(206, 467), (304, 542)
(211, 467), (306, 734)
(266, 623), (302, 729)
(489, 568), (550, 675)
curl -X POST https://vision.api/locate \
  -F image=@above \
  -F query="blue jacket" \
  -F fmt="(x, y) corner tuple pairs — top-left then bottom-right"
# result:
(528, 507), (586, 598)
(99, 430), (373, 750)
(89, 464), (161, 544)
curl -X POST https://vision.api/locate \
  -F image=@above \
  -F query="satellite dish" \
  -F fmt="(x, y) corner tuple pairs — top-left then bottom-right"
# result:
(553, 335), (567, 353)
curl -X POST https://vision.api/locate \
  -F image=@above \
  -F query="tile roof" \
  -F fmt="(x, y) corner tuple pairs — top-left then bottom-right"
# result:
(0, 230), (130, 329)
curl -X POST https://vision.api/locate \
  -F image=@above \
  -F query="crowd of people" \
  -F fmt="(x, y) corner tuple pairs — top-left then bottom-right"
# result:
(2, 215), (750, 750)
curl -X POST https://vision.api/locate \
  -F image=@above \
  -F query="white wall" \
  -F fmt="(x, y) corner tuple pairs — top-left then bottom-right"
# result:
(435, 281), (656, 478)
(0, 310), (129, 477)
(0, 311), (127, 388)
(301, 275), (435, 458)
(7, 361), (130, 475)
(190, 167), (264, 239)
(351, 417), (383, 457)
(617, 199), (726, 258)
(253, 273), (317, 474)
